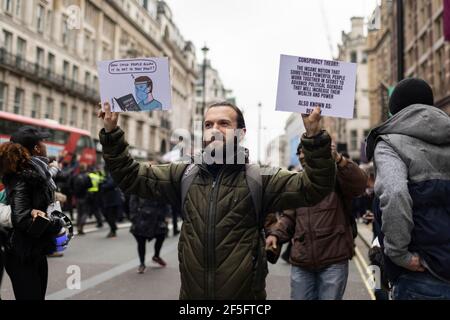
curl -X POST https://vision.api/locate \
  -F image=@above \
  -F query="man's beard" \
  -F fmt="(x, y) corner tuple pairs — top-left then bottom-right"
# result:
(203, 138), (245, 165)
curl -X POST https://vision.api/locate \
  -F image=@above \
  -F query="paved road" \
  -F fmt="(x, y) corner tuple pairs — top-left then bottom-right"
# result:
(0, 222), (373, 300)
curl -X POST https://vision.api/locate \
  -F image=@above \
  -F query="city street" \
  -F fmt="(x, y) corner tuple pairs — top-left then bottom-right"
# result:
(1, 221), (373, 300)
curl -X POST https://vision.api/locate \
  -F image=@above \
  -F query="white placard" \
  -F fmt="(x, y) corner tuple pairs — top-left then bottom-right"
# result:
(276, 54), (357, 119)
(97, 57), (172, 112)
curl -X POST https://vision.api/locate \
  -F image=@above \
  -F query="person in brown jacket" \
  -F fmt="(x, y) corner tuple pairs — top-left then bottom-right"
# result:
(266, 141), (367, 300)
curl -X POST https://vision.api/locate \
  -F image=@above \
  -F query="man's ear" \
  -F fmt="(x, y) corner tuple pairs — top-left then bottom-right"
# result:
(238, 128), (246, 142)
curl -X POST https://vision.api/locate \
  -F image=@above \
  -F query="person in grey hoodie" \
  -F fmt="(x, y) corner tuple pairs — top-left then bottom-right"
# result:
(366, 78), (450, 300)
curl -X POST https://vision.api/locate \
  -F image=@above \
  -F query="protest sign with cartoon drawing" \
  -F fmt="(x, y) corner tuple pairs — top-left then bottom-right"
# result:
(97, 57), (172, 112)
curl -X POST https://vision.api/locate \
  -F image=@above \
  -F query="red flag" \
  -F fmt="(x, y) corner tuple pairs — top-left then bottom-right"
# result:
(445, 0), (450, 41)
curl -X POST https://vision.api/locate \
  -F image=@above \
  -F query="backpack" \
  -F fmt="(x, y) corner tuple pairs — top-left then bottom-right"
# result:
(181, 164), (263, 228)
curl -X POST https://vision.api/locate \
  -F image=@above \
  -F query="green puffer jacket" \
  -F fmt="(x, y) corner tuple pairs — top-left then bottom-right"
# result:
(100, 128), (335, 300)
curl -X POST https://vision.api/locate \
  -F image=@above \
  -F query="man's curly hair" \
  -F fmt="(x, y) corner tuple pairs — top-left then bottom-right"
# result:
(0, 142), (31, 175)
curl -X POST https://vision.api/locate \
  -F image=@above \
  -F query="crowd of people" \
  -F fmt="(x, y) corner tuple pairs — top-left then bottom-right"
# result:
(0, 128), (179, 299)
(0, 77), (449, 300)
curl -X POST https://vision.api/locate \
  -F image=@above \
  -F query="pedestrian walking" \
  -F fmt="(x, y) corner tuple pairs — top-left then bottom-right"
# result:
(266, 141), (367, 300)
(99, 171), (123, 238)
(70, 163), (92, 235)
(366, 78), (450, 300)
(87, 168), (104, 228)
(129, 194), (169, 273)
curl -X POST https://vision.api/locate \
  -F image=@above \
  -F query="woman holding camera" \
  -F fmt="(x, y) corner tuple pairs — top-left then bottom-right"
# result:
(0, 134), (65, 300)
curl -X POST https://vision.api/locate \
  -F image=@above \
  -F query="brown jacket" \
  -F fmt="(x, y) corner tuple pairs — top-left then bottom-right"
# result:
(268, 159), (367, 270)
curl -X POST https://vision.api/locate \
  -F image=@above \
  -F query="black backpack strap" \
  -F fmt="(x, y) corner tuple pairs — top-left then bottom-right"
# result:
(245, 164), (263, 229)
(180, 164), (199, 220)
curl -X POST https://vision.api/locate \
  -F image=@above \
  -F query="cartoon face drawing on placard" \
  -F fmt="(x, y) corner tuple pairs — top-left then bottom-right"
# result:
(134, 76), (162, 111)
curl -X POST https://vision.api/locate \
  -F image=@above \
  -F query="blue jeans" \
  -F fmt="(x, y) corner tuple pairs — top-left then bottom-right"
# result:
(290, 261), (349, 300)
(393, 272), (450, 300)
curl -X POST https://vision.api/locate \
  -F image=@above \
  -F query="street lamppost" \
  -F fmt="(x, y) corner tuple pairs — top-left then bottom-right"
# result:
(201, 44), (209, 128)
(257, 102), (262, 165)
(396, 0), (404, 82)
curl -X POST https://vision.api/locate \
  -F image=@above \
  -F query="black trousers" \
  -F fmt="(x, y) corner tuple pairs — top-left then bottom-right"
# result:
(4, 252), (48, 300)
(133, 234), (165, 265)
(87, 193), (103, 224)
(103, 206), (118, 233)
(76, 197), (90, 230)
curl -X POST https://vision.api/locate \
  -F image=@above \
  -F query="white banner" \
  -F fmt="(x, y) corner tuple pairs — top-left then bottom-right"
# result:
(97, 57), (172, 112)
(276, 54), (357, 119)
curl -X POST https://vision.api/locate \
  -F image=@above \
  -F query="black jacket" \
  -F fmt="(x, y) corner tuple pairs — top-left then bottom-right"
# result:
(3, 168), (63, 262)
(129, 195), (169, 239)
(99, 174), (123, 208)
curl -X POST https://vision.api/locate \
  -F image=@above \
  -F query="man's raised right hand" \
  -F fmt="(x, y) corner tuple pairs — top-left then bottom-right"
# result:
(98, 102), (119, 133)
(265, 235), (278, 251)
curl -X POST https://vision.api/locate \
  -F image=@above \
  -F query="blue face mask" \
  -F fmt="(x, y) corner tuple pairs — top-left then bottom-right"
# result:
(135, 84), (149, 103)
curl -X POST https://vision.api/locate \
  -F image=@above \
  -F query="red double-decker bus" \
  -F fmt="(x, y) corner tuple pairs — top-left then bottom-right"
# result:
(0, 111), (96, 166)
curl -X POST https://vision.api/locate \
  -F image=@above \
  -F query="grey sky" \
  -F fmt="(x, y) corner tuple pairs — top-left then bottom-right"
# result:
(165, 0), (377, 162)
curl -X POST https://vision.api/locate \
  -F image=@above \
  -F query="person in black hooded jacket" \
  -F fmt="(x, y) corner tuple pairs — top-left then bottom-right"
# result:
(129, 194), (170, 273)
(0, 129), (64, 300)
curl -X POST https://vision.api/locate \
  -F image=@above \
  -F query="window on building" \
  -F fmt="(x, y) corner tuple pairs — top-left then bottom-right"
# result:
(70, 105), (77, 126)
(350, 130), (358, 151)
(85, 0), (99, 27)
(137, 121), (143, 148)
(102, 42), (112, 60)
(15, 0), (21, 17)
(90, 112), (97, 135)
(3, 30), (13, 52)
(48, 52), (55, 73)
(436, 46), (446, 95)
(3, 0), (12, 13)
(13, 88), (24, 115)
(62, 17), (69, 46)
(72, 65), (79, 82)
(63, 60), (70, 78)
(31, 93), (41, 118)
(350, 51), (357, 63)
(46, 9), (53, 34)
(16, 37), (26, 66)
(435, 16), (443, 40)
(82, 109), (88, 130)
(93, 75), (98, 93)
(45, 97), (53, 119)
(85, 71), (91, 87)
(0, 82), (7, 111)
(361, 52), (368, 64)
(84, 32), (93, 62)
(36, 47), (44, 67)
(36, 4), (45, 33)
(60, 102), (67, 124)
(103, 16), (115, 42)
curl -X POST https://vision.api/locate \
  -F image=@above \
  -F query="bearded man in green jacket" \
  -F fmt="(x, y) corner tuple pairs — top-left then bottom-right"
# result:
(98, 101), (335, 300)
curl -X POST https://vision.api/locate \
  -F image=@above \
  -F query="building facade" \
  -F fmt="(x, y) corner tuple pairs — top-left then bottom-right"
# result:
(367, 0), (396, 127)
(366, 0), (450, 128)
(283, 112), (305, 169)
(0, 0), (197, 162)
(402, 0), (450, 114)
(192, 59), (233, 154)
(265, 134), (287, 169)
(325, 17), (371, 162)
